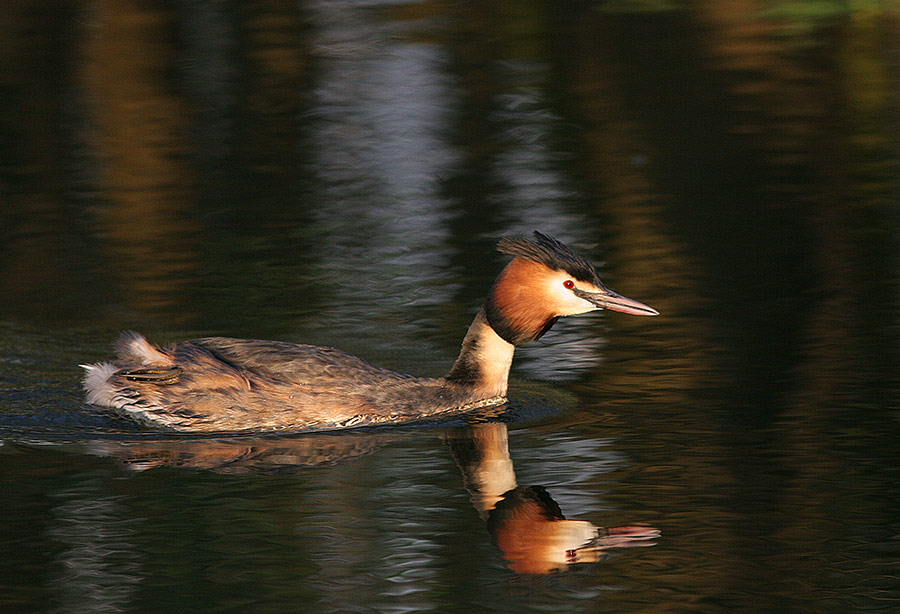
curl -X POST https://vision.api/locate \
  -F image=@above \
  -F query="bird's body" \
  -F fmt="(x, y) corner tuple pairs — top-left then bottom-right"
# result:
(82, 233), (657, 433)
(83, 313), (507, 432)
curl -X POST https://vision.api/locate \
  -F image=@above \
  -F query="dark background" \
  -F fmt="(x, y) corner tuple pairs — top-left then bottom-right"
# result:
(1, 2), (898, 612)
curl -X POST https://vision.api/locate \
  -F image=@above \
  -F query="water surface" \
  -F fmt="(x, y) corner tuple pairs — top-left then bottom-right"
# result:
(1, 2), (899, 613)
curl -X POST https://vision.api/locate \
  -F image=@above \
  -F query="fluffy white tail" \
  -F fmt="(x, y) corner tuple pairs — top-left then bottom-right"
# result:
(81, 332), (172, 407)
(80, 362), (119, 407)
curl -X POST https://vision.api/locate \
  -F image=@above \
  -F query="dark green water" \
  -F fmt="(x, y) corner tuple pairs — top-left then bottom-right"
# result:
(2, 2), (899, 612)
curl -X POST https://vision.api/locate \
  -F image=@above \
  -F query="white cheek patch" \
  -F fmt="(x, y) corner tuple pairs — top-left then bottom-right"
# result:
(546, 274), (599, 316)
(559, 293), (598, 315)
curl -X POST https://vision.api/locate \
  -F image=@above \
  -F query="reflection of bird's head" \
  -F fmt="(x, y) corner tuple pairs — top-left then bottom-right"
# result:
(486, 486), (595, 574)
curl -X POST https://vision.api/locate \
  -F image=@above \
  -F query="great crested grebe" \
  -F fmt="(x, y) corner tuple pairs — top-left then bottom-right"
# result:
(82, 232), (658, 432)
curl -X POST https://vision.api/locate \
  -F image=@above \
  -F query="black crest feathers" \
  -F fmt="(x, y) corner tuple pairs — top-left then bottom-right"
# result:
(497, 231), (599, 283)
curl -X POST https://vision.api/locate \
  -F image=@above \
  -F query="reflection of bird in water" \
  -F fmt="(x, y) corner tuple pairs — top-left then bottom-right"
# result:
(446, 423), (659, 574)
(73, 420), (658, 574)
(82, 232), (657, 432)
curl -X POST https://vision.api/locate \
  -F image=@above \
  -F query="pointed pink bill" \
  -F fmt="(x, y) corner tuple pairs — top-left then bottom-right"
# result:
(577, 286), (659, 316)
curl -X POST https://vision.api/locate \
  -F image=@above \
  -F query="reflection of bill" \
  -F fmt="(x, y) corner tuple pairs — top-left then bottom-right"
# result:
(446, 422), (659, 574)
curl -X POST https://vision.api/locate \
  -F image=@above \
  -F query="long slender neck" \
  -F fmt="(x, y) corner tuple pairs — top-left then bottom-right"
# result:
(444, 307), (515, 398)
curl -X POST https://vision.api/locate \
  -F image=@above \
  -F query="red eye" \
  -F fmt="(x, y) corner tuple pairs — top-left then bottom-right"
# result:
(563, 280), (575, 289)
